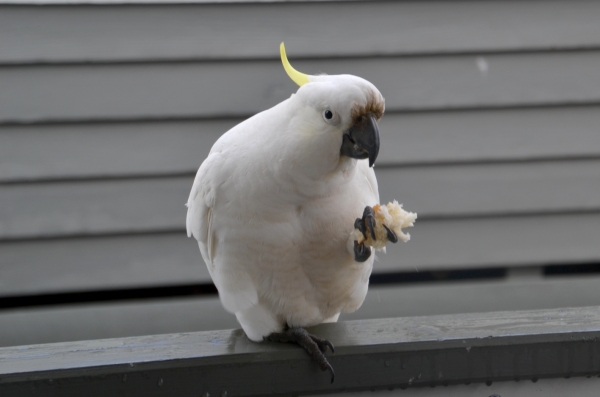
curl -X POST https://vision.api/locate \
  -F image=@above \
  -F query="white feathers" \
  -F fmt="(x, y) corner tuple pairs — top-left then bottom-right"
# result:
(186, 72), (406, 341)
(235, 304), (280, 342)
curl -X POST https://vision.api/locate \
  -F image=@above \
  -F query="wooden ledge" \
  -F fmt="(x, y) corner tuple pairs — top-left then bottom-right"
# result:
(1, 306), (599, 396)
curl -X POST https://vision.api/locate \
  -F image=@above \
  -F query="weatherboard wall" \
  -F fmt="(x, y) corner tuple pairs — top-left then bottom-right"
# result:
(1, 0), (600, 346)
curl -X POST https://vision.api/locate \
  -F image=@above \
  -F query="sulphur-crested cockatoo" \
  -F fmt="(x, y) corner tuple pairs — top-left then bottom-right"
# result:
(187, 43), (404, 381)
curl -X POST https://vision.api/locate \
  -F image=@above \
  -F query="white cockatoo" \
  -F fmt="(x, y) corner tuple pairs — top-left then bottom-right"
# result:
(187, 43), (405, 381)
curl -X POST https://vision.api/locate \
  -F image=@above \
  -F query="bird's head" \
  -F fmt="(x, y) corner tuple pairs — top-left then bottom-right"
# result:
(280, 43), (384, 169)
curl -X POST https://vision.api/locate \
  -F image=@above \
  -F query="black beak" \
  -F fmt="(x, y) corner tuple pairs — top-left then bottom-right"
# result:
(340, 114), (380, 167)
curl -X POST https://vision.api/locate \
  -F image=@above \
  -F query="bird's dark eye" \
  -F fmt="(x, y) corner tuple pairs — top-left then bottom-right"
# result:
(324, 110), (333, 120)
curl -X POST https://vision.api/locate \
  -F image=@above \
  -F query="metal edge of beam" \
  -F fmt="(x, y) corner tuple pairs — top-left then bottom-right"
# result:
(0, 306), (599, 396)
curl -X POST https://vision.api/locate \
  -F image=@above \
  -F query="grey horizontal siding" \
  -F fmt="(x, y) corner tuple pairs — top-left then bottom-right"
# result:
(0, 295), (238, 347)
(2, 160), (600, 239)
(378, 160), (600, 217)
(3, 51), (600, 123)
(0, 120), (226, 182)
(0, 234), (205, 296)
(1, 0), (599, 332)
(0, 177), (188, 239)
(345, 276), (600, 322)
(2, 1), (600, 63)
(378, 212), (600, 274)
(3, 106), (600, 182)
(3, 213), (600, 296)
(2, 276), (600, 347)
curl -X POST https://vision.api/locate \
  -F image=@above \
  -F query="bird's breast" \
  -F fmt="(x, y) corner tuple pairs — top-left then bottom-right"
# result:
(213, 155), (376, 324)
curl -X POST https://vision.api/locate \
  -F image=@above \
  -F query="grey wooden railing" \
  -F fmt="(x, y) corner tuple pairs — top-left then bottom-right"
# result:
(1, 306), (599, 397)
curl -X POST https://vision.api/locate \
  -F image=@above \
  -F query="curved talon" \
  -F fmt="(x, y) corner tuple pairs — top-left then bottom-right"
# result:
(354, 217), (366, 239)
(311, 337), (335, 383)
(363, 206), (377, 240)
(383, 224), (398, 243)
(325, 340), (335, 354)
(325, 362), (335, 383)
(354, 241), (372, 262)
(308, 335), (335, 382)
(312, 336), (335, 354)
(355, 206), (377, 240)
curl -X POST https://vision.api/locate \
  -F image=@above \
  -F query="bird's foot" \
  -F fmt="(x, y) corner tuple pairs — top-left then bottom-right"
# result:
(353, 206), (376, 262)
(265, 327), (335, 383)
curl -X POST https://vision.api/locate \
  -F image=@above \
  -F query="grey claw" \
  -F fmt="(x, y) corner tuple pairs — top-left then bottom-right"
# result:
(354, 217), (366, 239)
(326, 363), (335, 383)
(354, 241), (372, 262)
(363, 206), (377, 240)
(310, 334), (335, 354)
(355, 207), (376, 240)
(383, 224), (398, 243)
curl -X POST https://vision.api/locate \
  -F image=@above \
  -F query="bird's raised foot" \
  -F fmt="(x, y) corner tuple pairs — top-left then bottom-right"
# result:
(353, 206), (376, 262)
(265, 327), (335, 383)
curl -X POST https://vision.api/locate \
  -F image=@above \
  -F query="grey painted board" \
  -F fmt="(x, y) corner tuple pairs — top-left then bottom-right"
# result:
(4, 106), (600, 182)
(1, 307), (599, 396)
(380, 106), (600, 165)
(342, 276), (600, 322)
(3, 51), (600, 123)
(378, 212), (600, 274)
(2, 160), (600, 239)
(2, 213), (600, 296)
(325, 377), (600, 397)
(0, 176), (188, 239)
(2, 1), (600, 63)
(0, 119), (227, 182)
(3, 277), (600, 347)
(377, 159), (600, 218)
(0, 233), (207, 296)
(0, 296), (237, 347)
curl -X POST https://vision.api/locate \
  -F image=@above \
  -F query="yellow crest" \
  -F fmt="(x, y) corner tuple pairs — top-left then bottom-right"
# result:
(280, 43), (310, 87)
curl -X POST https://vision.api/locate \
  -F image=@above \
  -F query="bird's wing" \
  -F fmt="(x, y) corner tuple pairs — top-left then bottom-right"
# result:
(186, 156), (214, 259)
(186, 151), (259, 313)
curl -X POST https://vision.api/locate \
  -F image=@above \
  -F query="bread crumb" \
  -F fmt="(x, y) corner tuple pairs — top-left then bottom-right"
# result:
(352, 200), (417, 250)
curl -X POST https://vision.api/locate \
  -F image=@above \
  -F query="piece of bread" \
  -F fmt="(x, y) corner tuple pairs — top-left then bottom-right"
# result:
(352, 200), (417, 250)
